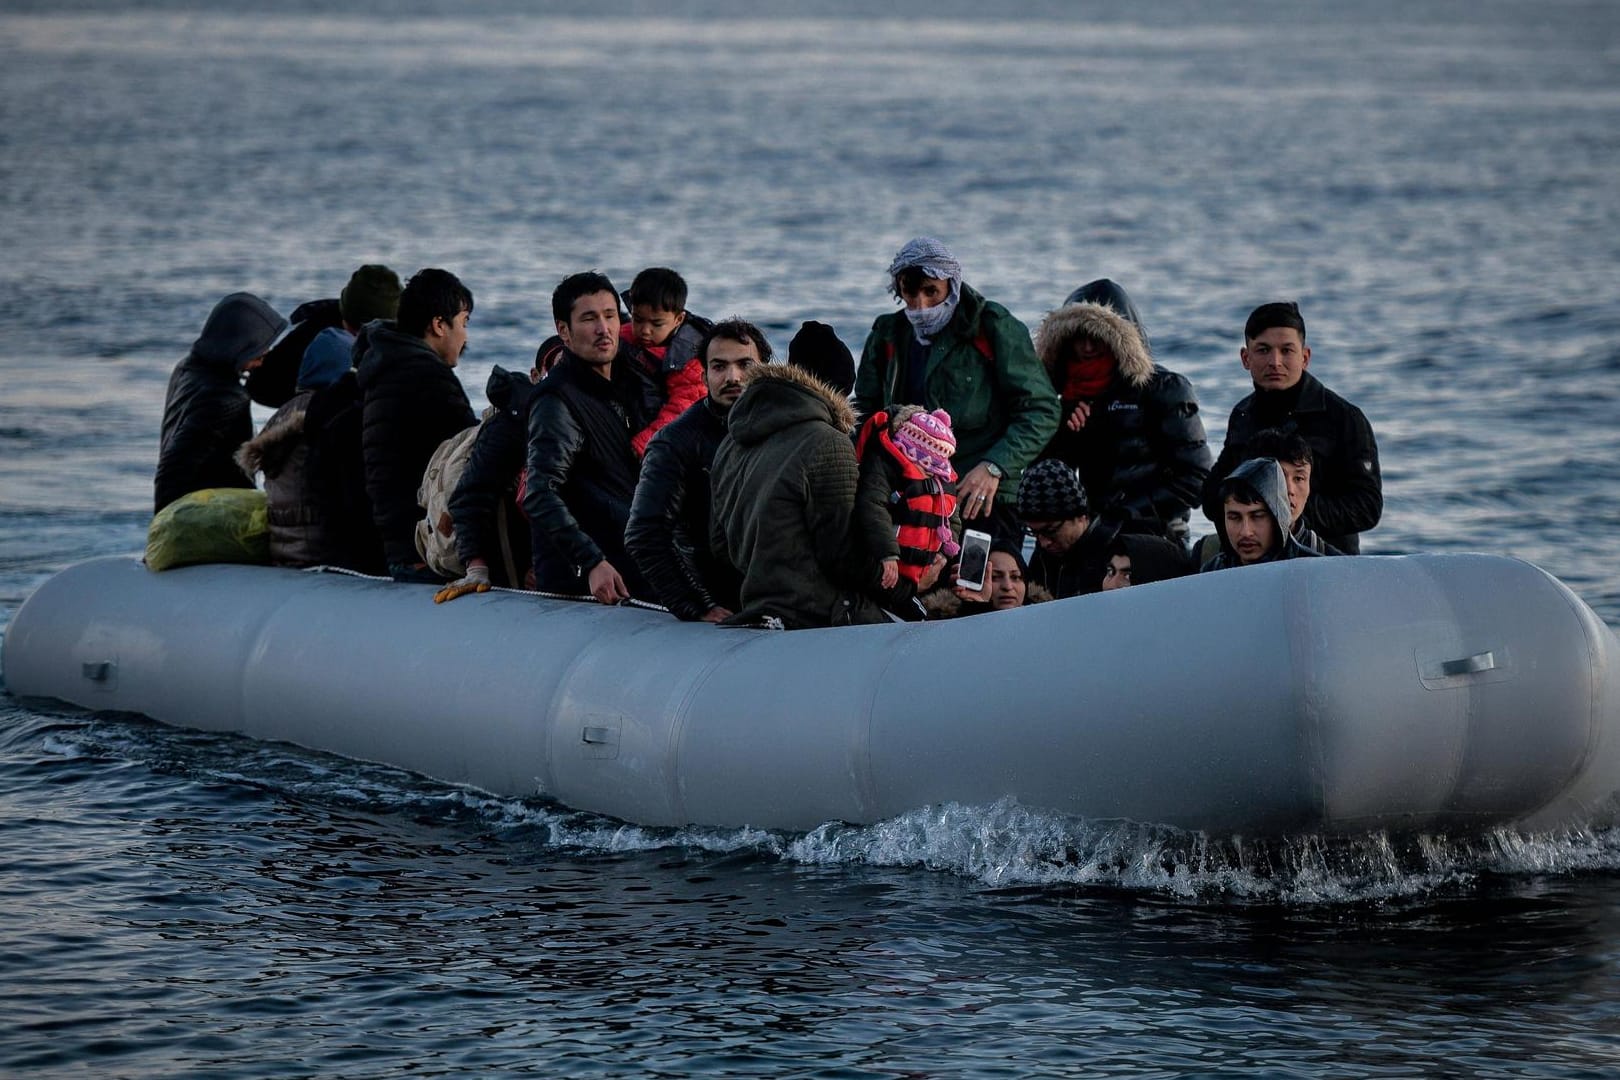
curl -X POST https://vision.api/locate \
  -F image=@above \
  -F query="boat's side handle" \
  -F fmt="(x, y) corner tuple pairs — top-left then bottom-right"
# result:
(81, 659), (117, 690)
(1436, 651), (1497, 677)
(580, 716), (622, 759)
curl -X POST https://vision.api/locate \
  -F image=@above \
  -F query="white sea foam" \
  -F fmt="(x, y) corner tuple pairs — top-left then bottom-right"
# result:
(46, 712), (1620, 902)
(353, 775), (1620, 902)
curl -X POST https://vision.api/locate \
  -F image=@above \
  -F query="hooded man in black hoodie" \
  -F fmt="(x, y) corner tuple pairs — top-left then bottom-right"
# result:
(1101, 533), (1194, 591)
(1199, 457), (1322, 572)
(155, 292), (288, 514)
(431, 336), (571, 603)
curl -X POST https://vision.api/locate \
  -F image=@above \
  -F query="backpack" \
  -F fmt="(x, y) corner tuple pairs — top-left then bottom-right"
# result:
(413, 407), (524, 583)
(413, 418), (485, 579)
(146, 488), (270, 572)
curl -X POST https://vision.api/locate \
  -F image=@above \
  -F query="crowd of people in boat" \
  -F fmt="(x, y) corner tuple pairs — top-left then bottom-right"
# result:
(153, 237), (1382, 629)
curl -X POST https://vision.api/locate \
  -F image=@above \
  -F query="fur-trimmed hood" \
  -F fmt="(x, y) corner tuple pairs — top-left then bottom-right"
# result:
(1035, 299), (1155, 390)
(919, 578), (1054, 619)
(726, 361), (857, 446)
(235, 393), (310, 477)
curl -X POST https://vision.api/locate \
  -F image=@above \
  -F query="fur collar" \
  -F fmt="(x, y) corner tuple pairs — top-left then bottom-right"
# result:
(741, 362), (857, 435)
(235, 394), (309, 475)
(919, 579), (1055, 619)
(1035, 301), (1155, 390)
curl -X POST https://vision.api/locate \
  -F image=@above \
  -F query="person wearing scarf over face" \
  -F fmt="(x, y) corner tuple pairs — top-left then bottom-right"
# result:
(854, 237), (1060, 544)
(1034, 279), (1211, 542)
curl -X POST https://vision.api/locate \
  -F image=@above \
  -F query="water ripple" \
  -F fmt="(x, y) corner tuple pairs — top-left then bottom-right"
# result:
(4, 1), (1620, 1074)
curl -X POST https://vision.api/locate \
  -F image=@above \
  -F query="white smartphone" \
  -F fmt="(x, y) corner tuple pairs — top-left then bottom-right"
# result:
(955, 529), (993, 591)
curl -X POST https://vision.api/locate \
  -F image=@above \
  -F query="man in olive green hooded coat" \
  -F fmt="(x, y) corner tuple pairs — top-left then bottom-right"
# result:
(710, 364), (887, 630)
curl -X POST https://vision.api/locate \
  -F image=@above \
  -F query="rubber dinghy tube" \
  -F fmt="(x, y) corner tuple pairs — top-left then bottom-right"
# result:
(4, 554), (1619, 835)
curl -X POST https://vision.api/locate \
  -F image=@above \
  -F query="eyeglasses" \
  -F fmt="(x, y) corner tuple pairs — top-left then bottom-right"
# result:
(1024, 521), (1065, 539)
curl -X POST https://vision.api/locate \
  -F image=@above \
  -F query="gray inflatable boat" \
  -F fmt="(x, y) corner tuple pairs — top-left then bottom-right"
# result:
(5, 553), (1619, 836)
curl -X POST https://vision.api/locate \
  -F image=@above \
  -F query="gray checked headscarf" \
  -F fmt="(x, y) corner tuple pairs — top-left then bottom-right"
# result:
(887, 236), (964, 346)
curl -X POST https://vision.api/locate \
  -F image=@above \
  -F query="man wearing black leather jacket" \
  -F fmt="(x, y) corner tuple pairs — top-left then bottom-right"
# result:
(625, 319), (764, 621)
(524, 272), (661, 604)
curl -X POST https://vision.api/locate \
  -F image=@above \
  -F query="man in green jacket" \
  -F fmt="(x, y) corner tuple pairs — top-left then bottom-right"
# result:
(711, 363), (888, 630)
(854, 237), (1060, 541)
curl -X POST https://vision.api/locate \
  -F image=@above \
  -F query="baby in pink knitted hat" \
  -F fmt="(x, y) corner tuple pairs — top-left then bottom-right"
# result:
(891, 408), (957, 481)
(853, 405), (961, 620)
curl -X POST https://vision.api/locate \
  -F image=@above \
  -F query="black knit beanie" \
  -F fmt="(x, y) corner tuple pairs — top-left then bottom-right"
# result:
(788, 321), (856, 397)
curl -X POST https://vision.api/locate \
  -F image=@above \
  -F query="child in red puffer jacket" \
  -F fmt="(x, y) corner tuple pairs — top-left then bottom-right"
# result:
(620, 267), (714, 456)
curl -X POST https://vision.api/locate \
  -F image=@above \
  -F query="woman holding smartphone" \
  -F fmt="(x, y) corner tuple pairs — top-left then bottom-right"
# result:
(923, 540), (1052, 618)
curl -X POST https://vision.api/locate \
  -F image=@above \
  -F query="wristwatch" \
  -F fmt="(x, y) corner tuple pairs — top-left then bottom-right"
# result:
(983, 462), (1004, 479)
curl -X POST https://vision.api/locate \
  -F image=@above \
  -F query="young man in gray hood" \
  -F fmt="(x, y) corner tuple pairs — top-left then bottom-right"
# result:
(155, 291), (288, 514)
(1199, 457), (1323, 572)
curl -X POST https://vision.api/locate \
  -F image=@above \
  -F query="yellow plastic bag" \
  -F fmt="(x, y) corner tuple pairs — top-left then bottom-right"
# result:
(145, 488), (271, 572)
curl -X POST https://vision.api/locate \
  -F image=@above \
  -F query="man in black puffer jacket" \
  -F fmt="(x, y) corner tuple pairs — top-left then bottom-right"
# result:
(355, 269), (477, 581)
(155, 292), (288, 514)
(624, 318), (764, 622)
(1034, 279), (1211, 542)
(524, 272), (662, 604)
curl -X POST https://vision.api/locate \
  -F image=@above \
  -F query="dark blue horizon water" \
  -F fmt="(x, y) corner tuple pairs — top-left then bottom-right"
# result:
(4, 2), (1620, 1075)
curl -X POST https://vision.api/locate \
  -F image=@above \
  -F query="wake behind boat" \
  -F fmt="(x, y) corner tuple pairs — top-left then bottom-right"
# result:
(4, 552), (1618, 837)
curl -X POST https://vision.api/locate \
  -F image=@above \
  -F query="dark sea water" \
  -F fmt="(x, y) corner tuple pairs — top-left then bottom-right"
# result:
(4, 2), (1620, 1075)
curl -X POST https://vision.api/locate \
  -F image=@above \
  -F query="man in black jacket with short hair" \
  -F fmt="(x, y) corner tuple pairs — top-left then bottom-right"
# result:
(625, 319), (764, 621)
(1202, 302), (1381, 554)
(524, 272), (661, 604)
(355, 268), (477, 581)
